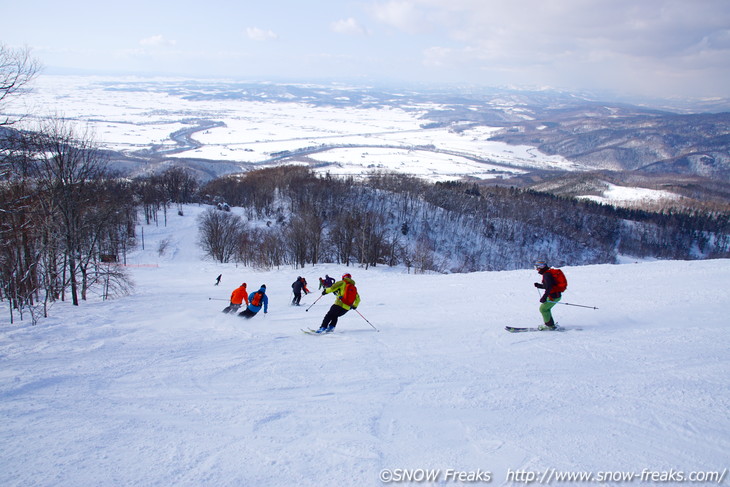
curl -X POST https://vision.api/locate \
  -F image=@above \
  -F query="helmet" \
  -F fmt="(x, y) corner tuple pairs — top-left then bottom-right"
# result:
(534, 260), (548, 269)
(342, 273), (352, 280)
(241, 283), (247, 287)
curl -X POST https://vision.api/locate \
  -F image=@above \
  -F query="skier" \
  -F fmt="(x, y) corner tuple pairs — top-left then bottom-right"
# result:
(238, 285), (268, 319)
(291, 276), (310, 306)
(323, 274), (335, 288)
(222, 283), (248, 313)
(215, 274), (222, 286)
(533, 260), (567, 330)
(316, 273), (360, 333)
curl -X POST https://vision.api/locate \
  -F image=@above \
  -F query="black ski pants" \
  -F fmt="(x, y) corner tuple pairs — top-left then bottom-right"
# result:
(222, 303), (241, 314)
(238, 308), (259, 319)
(320, 304), (349, 329)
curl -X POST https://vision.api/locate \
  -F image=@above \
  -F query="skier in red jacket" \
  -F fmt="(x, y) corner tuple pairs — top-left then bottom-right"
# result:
(222, 283), (248, 313)
(533, 260), (567, 330)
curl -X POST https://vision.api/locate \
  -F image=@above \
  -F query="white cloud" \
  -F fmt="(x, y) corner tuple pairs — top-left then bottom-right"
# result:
(331, 17), (368, 36)
(369, 0), (730, 98)
(371, 1), (427, 34)
(139, 35), (176, 47)
(246, 27), (278, 41)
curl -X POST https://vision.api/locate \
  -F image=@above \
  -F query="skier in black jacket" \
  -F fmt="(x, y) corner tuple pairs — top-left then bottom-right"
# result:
(291, 276), (309, 306)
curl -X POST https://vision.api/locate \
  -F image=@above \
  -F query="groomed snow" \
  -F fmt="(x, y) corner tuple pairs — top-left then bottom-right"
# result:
(1, 206), (728, 487)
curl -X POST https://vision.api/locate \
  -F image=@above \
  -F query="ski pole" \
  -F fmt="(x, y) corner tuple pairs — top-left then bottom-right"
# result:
(556, 302), (599, 310)
(305, 294), (324, 312)
(355, 309), (379, 332)
(208, 297), (228, 301)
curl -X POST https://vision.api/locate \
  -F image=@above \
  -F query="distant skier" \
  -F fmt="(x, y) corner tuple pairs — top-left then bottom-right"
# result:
(316, 273), (360, 333)
(215, 274), (222, 286)
(238, 285), (268, 319)
(291, 276), (310, 306)
(533, 260), (568, 330)
(222, 283), (248, 313)
(323, 274), (335, 288)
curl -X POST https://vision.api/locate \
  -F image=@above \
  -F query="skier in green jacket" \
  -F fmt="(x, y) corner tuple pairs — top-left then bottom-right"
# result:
(316, 273), (361, 333)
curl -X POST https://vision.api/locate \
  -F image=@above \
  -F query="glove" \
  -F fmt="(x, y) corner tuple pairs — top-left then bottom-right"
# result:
(322, 290), (327, 295)
(351, 306), (357, 310)
(539, 296), (547, 303)
(534, 282), (544, 289)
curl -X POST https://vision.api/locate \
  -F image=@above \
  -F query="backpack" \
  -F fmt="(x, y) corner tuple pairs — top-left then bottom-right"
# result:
(251, 291), (264, 307)
(547, 268), (568, 293)
(340, 282), (358, 307)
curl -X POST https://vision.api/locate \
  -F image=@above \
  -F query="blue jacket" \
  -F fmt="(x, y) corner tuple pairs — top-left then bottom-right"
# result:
(247, 287), (268, 313)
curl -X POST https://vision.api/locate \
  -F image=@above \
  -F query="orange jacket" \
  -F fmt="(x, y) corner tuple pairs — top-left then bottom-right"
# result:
(230, 285), (248, 305)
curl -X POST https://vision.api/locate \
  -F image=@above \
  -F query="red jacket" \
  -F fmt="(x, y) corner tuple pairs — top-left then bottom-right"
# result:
(230, 285), (248, 305)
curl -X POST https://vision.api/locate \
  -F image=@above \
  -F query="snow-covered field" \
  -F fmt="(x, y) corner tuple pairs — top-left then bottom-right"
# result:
(578, 183), (680, 207)
(1, 204), (728, 486)
(9, 75), (579, 182)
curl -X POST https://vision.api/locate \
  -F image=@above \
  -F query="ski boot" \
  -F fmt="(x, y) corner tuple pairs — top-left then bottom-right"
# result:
(538, 319), (558, 331)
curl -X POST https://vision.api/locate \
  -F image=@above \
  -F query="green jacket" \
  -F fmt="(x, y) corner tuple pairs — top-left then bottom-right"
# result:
(324, 277), (361, 310)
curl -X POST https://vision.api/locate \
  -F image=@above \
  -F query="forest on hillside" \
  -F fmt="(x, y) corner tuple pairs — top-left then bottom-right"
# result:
(198, 166), (730, 272)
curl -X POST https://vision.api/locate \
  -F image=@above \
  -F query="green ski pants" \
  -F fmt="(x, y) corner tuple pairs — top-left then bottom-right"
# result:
(539, 296), (561, 323)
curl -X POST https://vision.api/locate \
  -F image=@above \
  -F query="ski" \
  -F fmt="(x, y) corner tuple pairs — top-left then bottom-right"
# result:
(505, 325), (566, 333)
(301, 328), (333, 335)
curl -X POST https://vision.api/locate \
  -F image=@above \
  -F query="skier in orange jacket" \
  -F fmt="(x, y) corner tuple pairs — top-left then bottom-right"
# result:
(222, 283), (248, 313)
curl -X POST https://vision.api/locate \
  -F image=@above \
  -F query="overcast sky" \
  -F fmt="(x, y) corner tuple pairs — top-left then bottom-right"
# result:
(4, 0), (730, 101)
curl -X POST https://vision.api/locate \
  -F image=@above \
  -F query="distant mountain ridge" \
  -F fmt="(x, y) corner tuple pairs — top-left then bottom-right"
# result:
(489, 108), (730, 181)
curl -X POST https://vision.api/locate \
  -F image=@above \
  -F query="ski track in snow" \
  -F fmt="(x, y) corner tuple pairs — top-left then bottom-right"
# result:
(1, 205), (729, 486)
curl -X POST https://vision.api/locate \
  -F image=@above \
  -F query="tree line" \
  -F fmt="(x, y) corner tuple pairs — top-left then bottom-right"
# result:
(197, 166), (730, 272)
(0, 120), (202, 323)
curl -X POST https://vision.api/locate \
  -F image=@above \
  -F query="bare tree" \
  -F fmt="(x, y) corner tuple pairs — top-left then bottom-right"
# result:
(160, 167), (199, 207)
(285, 215), (311, 269)
(329, 213), (359, 266)
(0, 129), (44, 322)
(1, 118), (133, 319)
(0, 44), (41, 126)
(33, 119), (112, 305)
(197, 208), (245, 263)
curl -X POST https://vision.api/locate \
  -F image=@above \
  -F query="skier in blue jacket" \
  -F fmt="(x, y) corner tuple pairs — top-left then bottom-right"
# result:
(238, 285), (268, 319)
